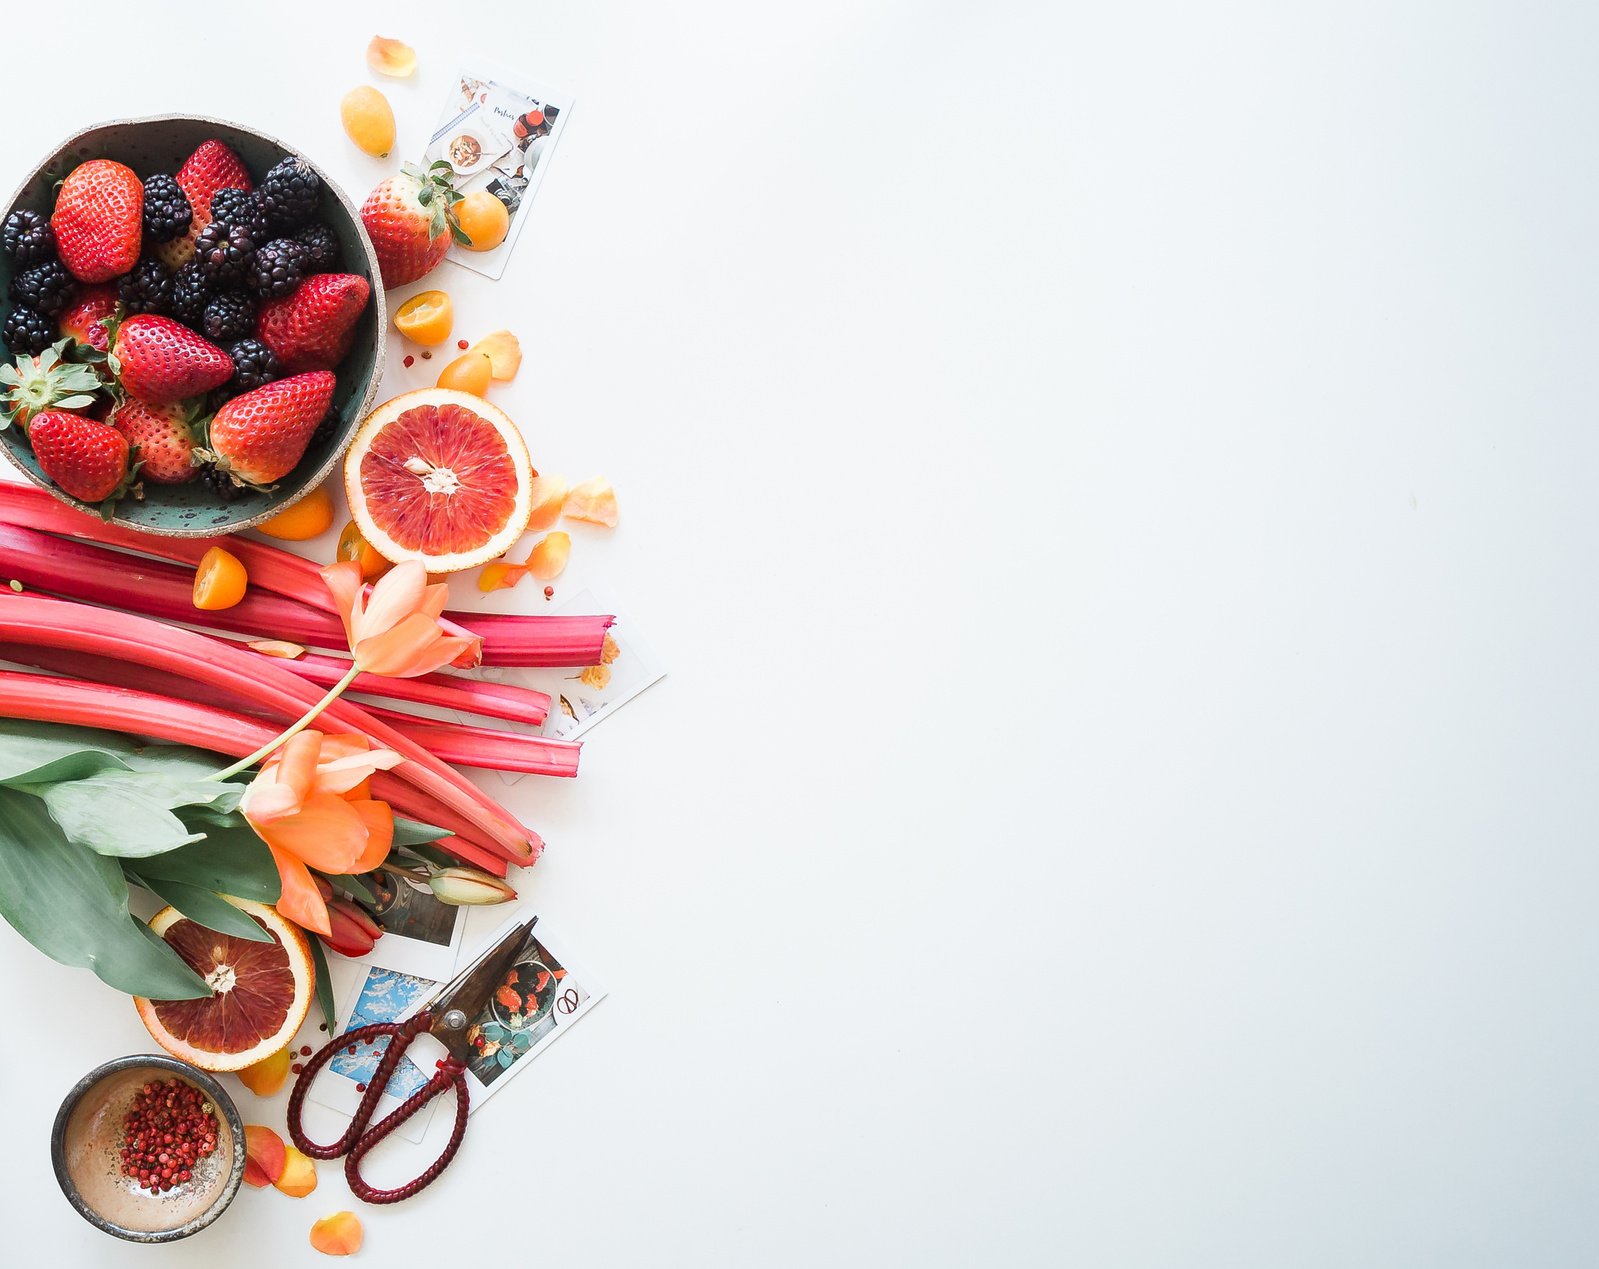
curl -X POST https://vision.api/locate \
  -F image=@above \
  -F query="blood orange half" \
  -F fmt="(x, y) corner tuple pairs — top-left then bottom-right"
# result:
(344, 388), (534, 573)
(134, 899), (314, 1072)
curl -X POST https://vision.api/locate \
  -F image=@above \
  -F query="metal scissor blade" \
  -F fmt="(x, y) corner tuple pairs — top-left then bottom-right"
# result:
(428, 916), (539, 1061)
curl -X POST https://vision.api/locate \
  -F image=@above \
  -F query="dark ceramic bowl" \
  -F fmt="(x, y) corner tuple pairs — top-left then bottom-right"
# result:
(51, 1053), (247, 1244)
(0, 114), (386, 536)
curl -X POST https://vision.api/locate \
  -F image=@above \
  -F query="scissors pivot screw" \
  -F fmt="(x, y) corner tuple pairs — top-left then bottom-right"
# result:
(441, 1008), (469, 1031)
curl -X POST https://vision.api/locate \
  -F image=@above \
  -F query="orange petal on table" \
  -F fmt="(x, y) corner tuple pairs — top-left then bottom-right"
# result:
(247, 639), (307, 659)
(254, 794), (370, 875)
(267, 845), (332, 936)
(478, 561), (528, 593)
(468, 329), (522, 380)
(347, 800), (394, 874)
(563, 477), (618, 527)
(310, 1211), (365, 1257)
(525, 474), (567, 532)
(366, 35), (417, 77)
(526, 532), (571, 581)
(275, 1146), (318, 1198)
(243, 1125), (287, 1188)
(237, 1047), (292, 1097)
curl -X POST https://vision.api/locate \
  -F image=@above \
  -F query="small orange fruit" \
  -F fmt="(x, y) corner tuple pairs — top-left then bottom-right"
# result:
(456, 190), (510, 251)
(436, 350), (493, 395)
(336, 518), (393, 581)
(256, 486), (336, 541)
(394, 290), (454, 346)
(341, 86), (395, 158)
(193, 546), (248, 610)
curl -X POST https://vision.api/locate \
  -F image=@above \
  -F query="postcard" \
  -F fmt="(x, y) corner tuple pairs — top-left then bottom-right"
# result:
(424, 65), (572, 280)
(356, 865), (466, 982)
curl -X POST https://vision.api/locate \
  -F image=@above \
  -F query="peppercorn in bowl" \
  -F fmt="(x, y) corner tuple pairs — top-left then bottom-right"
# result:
(0, 115), (386, 536)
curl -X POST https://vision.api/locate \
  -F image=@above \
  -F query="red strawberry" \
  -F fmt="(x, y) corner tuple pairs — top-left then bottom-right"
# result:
(28, 410), (134, 503)
(0, 344), (105, 429)
(156, 139), (253, 270)
(256, 273), (370, 371)
(51, 160), (143, 282)
(196, 371), (335, 488)
(359, 163), (468, 287)
(111, 398), (198, 484)
(57, 283), (119, 350)
(111, 315), (233, 405)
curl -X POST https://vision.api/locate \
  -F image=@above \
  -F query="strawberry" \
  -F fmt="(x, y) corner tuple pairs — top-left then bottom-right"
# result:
(256, 273), (371, 371)
(155, 139), (253, 270)
(51, 160), (143, 283)
(0, 343), (104, 430)
(359, 162), (469, 288)
(57, 283), (119, 350)
(111, 398), (199, 484)
(28, 410), (135, 504)
(195, 371), (335, 488)
(110, 314), (233, 405)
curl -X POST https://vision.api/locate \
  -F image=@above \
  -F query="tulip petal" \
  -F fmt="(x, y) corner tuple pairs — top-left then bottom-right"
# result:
(267, 844), (332, 936)
(252, 793), (369, 874)
(359, 561), (428, 642)
(277, 730), (325, 805)
(319, 561), (364, 648)
(417, 583), (450, 621)
(347, 800), (394, 873)
(355, 613), (469, 677)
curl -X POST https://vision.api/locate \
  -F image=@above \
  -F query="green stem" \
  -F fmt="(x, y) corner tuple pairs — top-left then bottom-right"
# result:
(211, 665), (362, 781)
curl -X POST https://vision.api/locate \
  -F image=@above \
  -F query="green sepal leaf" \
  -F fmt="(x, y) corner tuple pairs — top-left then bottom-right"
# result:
(126, 871), (273, 943)
(0, 788), (211, 999)
(308, 935), (337, 1031)
(393, 817), (450, 847)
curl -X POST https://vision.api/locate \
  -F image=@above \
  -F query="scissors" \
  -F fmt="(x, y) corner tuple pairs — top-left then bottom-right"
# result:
(287, 917), (539, 1204)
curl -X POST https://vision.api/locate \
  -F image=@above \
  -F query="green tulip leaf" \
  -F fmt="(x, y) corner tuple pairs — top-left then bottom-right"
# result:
(0, 788), (211, 1000)
(35, 770), (243, 858)
(132, 825), (283, 904)
(308, 935), (337, 1031)
(125, 872), (273, 944)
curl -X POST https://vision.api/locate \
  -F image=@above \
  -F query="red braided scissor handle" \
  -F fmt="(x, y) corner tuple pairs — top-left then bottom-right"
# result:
(286, 1008), (473, 1202)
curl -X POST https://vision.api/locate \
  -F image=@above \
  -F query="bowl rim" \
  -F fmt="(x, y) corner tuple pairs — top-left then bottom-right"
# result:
(0, 112), (388, 538)
(51, 1051), (248, 1244)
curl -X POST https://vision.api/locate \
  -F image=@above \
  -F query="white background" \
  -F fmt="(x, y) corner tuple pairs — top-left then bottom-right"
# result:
(1, 1), (1595, 1265)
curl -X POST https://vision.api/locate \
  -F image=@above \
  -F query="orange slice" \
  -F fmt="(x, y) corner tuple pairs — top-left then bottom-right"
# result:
(344, 388), (533, 572)
(134, 899), (314, 1073)
(393, 290), (453, 346)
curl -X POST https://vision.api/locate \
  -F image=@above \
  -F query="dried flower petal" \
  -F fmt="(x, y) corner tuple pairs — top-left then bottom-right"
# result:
(243, 1124), (287, 1188)
(248, 639), (308, 659)
(563, 477), (618, 527)
(366, 36), (417, 77)
(468, 330), (522, 380)
(238, 1046), (292, 1096)
(275, 1146), (318, 1198)
(477, 561), (527, 593)
(526, 532), (570, 581)
(600, 632), (619, 665)
(578, 664), (611, 690)
(310, 1211), (364, 1256)
(525, 474), (567, 533)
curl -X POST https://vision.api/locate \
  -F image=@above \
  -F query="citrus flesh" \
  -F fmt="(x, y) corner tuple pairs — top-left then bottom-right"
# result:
(344, 388), (533, 572)
(135, 900), (314, 1072)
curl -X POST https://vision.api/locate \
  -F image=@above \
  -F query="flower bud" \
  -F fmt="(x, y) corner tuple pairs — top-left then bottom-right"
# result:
(320, 898), (383, 957)
(428, 867), (518, 906)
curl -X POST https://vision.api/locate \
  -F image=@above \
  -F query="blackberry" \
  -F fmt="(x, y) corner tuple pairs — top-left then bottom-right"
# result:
(202, 291), (256, 343)
(170, 261), (212, 328)
(118, 259), (173, 315)
(225, 338), (281, 394)
(309, 405), (343, 450)
(294, 222), (339, 272)
(260, 156), (320, 230)
(194, 219), (256, 287)
(209, 188), (270, 239)
(141, 173), (192, 242)
(3, 305), (54, 355)
(202, 465), (251, 501)
(249, 238), (306, 297)
(2, 209), (52, 263)
(10, 259), (75, 316)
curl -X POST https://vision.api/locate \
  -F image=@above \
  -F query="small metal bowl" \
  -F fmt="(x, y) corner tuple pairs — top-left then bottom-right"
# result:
(52, 1053), (247, 1244)
(0, 113), (387, 537)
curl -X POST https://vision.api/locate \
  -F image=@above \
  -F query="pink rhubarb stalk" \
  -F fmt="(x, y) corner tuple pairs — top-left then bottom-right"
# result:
(0, 669), (510, 876)
(363, 707), (581, 777)
(0, 591), (537, 862)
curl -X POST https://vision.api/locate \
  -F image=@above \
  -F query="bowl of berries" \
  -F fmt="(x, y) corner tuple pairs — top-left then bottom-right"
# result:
(0, 114), (386, 535)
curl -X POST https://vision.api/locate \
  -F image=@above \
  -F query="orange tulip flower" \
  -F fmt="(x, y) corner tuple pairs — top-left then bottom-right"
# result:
(320, 559), (480, 677)
(241, 731), (402, 936)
